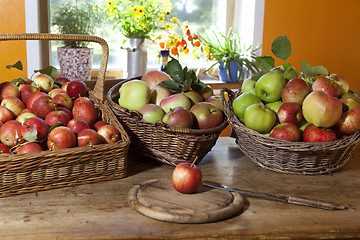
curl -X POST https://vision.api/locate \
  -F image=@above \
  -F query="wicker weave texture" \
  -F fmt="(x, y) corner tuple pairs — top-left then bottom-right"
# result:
(107, 77), (228, 166)
(220, 87), (360, 175)
(0, 33), (130, 197)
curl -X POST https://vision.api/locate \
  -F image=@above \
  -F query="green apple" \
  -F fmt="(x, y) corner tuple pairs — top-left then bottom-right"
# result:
(139, 103), (164, 123)
(118, 80), (150, 111)
(241, 78), (256, 95)
(244, 102), (276, 133)
(266, 100), (283, 114)
(255, 71), (286, 103)
(232, 93), (262, 122)
(298, 119), (310, 135)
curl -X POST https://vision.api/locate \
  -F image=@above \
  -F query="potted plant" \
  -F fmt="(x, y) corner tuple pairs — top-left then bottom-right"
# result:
(199, 28), (259, 83)
(51, 0), (104, 82)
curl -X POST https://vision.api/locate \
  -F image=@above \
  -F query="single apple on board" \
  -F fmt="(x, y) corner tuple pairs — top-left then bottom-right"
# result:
(303, 124), (337, 142)
(281, 78), (311, 105)
(255, 71), (286, 103)
(232, 92), (262, 122)
(241, 78), (256, 95)
(269, 122), (300, 142)
(160, 93), (191, 113)
(277, 102), (303, 126)
(172, 157), (202, 194)
(328, 73), (349, 95)
(33, 74), (54, 93)
(0, 81), (20, 100)
(302, 91), (342, 128)
(141, 70), (171, 90)
(139, 103), (165, 124)
(190, 102), (223, 129)
(149, 85), (172, 106)
(118, 80), (150, 111)
(47, 126), (76, 150)
(312, 77), (342, 98)
(162, 106), (193, 128)
(243, 102), (276, 134)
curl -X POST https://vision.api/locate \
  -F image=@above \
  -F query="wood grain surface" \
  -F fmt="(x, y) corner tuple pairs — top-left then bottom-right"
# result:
(0, 137), (359, 239)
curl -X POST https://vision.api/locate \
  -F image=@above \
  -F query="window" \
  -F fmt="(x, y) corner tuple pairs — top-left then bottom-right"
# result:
(26, 0), (264, 79)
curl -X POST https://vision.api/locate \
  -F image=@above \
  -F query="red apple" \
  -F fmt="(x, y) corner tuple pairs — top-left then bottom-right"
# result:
(26, 91), (47, 109)
(73, 96), (91, 106)
(47, 126), (76, 150)
(48, 88), (67, 98)
(97, 125), (120, 144)
(141, 70), (171, 90)
(20, 116), (49, 141)
(77, 128), (102, 147)
(0, 143), (10, 154)
(67, 118), (90, 134)
(32, 95), (57, 119)
(93, 120), (109, 131)
(182, 90), (203, 106)
(198, 85), (214, 100)
(16, 112), (37, 124)
(20, 84), (40, 104)
(13, 142), (43, 154)
(1, 96), (25, 117)
(302, 91), (342, 128)
(149, 85), (172, 106)
(0, 105), (14, 122)
(66, 80), (88, 99)
(190, 102), (224, 129)
(0, 120), (23, 147)
(57, 106), (73, 119)
(269, 122), (300, 142)
(45, 110), (70, 126)
(328, 73), (349, 95)
(162, 107), (193, 128)
(0, 81), (20, 100)
(62, 82), (69, 91)
(160, 93), (191, 113)
(53, 92), (73, 110)
(172, 161), (202, 194)
(277, 102), (303, 125)
(54, 76), (70, 86)
(72, 101), (98, 123)
(139, 103), (165, 124)
(303, 124), (337, 142)
(336, 104), (360, 135)
(312, 77), (342, 98)
(205, 95), (224, 112)
(281, 78), (311, 105)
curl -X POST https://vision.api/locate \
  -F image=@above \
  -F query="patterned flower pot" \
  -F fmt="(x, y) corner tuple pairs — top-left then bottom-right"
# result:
(57, 47), (94, 82)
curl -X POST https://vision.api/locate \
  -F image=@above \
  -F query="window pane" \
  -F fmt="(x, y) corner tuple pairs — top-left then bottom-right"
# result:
(49, 0), (228, 74)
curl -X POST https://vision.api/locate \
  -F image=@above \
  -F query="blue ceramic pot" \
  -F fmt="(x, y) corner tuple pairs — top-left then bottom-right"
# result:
(218, 61), (239, 83)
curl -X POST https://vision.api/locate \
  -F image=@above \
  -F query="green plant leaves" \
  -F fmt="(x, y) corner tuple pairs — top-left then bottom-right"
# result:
(167, 58), (185, 83)
(6, 61), (23, 71)
(271, 36), (291, 61)
(300, 60), (329, 83)
(255, 56), (275, 71)
(34, 66), (58, 80)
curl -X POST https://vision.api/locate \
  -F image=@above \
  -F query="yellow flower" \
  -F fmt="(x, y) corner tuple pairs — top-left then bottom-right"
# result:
(182, 21), (189, 31)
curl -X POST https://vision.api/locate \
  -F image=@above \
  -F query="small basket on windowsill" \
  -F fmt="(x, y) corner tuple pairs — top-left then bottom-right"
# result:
(0, 33), (130, 198)
(107, 77), (228, 166)
(220, 87), (360, 175)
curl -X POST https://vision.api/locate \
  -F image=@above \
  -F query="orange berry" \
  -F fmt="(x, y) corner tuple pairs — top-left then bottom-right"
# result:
(184, 48), (190, 55)
(193, 35), (199, 40)
(194, 41), (201, 47)
(159, 42), (165, 49)
(181, 39), (186, 47)
(188, 35), (193, 41)
(171, 47), (178, 55)
(186, 29), (191, 35)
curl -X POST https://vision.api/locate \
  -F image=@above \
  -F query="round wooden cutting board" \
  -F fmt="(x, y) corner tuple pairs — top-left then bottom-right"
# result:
(127, 179), (244, 224)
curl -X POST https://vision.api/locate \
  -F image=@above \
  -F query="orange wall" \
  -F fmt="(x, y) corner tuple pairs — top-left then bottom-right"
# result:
(262, 0), (360, 95)
(0, 0), (27, 82)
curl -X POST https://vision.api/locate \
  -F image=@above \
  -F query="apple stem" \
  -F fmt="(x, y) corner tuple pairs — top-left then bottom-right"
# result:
(190, 156), (198, 168)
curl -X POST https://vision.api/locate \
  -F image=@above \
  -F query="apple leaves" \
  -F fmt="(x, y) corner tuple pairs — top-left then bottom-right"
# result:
(159, 58), (206, 93)
(271, 36), (292, 61)
(300, 60), (329, 84)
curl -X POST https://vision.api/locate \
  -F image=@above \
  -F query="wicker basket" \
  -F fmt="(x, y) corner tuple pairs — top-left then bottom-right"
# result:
(220, 87), (360, 175)
(0, 33), (130, 198)
(107, 77), (228, 166)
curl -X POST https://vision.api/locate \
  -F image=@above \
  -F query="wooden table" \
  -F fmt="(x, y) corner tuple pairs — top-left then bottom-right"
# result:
(1, 137), (359, 239)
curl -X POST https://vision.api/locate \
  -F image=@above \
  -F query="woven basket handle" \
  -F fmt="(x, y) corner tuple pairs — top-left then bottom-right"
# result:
(0, 33), (109, 100)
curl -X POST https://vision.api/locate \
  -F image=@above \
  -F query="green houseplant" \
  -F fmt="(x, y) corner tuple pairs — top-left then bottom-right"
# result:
(51, 0), (104, 81)
(199, 28), (259, 83)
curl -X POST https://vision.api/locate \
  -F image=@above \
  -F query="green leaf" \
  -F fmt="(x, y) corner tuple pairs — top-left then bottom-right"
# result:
(25, 130), (38, 142)
(309, 65), (329, 77)
(271, 36), (291, 61)
(6, 61), (23, 71)
(255, 56), (275, 71)
(282, 62), (292, 71)
(191, 80), (207, 92)
(167, 59), (185, 83)
(251, 71), (267, 81)
(11, 78), (27, 84)
(300, 60), (329, 84)
(49, 121), (62, 132)
(158, 80), (182, 93)
(300, 60), (311, 78)
(34, 66), (57, 79)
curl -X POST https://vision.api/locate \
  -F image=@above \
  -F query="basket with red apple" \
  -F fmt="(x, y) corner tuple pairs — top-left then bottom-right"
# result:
(0, 33), (130, 197)
(107, 59), (227, 166)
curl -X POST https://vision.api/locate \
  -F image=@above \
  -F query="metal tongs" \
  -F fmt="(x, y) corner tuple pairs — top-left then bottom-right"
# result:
(203, 181), (346, 211)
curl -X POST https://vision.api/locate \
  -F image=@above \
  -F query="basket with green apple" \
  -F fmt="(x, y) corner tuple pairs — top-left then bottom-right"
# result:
(107, 59), (228, 166)
(221, 36), (360, 175)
